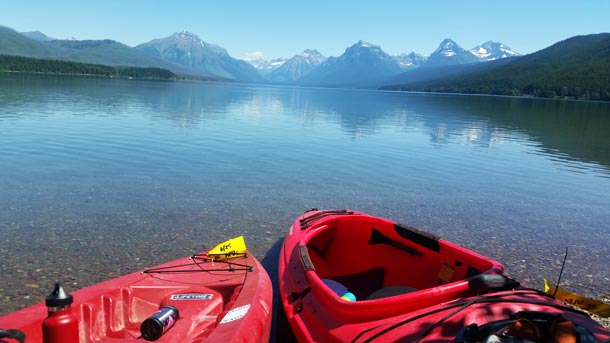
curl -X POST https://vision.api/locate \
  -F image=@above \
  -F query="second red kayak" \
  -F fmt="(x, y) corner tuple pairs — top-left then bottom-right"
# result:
(279, 209), (610, 342)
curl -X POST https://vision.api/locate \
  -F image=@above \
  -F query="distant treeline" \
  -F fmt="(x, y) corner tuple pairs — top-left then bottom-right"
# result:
(0, 54), (176, 80)
(398, 77), (610, 102)
(395, 66), (610, 101)
(385, 62), (610, 101)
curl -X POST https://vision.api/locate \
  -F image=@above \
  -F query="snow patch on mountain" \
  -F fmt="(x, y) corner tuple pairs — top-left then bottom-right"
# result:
(265, 49), (326, 82)
(241, 51), (288, 72)
(393, 52), (427, 69)
(470, 41), (519, 61)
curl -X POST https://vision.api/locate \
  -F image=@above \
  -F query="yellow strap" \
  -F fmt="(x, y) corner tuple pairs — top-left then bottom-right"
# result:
(544, 278), (610, 317)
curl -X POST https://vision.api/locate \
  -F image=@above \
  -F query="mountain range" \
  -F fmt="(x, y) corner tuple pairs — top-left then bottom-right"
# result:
(296, 41), (404, 88)
(247, 39), (519, 87)
(0, 25), (518, 86)
(1, 24), (608, 100)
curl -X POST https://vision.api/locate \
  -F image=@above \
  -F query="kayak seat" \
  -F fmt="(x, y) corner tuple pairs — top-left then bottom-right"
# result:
(326, 267), (384, 300)
(365, 285), (418, 300)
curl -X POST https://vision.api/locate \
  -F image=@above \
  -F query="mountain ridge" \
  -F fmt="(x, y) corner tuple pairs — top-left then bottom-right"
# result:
(382, 33), (610, 101)
(0, 26), (196, 76)
(135, 31), (262, 82)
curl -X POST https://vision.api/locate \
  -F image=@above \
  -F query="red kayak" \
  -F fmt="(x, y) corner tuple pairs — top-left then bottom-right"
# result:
(1, 236), (272, 343)
(279, 209), (610, 342)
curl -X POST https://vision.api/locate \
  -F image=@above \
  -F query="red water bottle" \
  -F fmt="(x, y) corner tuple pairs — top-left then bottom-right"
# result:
(42, 282), (79, 343)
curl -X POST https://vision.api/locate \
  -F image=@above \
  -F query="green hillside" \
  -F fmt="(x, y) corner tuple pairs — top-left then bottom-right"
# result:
(384, 33), (610, 101)
(0, 54), (176, 80)
(0, 25), (65, 58)
(0, 26), (193, 76)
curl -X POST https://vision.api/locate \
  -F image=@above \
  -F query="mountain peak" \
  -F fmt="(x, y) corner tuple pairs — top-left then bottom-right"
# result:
(434, 38), (462, 57)
(301, 49), (322, 57)
(427, 38), (479, 67)
(344, 41), (387, 58)
(172, 31), (204, 45)
(174, 30), (198, 38)
(352, 40), (379, 49)
(163, 31), (231, 56)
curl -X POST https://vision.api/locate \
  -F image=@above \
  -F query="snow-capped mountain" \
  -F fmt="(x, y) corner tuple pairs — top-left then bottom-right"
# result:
(426, 39), (480, 67)
(245, 57), (288, 74)
(266, 49), (326, 82)
(393, 52), (427, 69)
(299, 41), (403, 88)
(423, 39), (520, 68)
(240, 51), (288, 75)
(135, 31), (262, 82)
(470, 41), (519, 61)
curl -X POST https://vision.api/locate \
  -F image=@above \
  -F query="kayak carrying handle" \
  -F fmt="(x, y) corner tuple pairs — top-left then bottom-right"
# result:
(369, 229), (422, 256)
(299, 245), (316, 271)
(300, 210), (354, 230)
(0, 329), (25, 343)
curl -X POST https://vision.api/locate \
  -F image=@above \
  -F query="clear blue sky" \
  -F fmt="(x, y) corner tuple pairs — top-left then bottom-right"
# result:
(2, 1), (609, 60)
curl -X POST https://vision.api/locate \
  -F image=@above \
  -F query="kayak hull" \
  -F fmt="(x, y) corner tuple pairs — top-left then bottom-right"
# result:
(1, 251), (272, 343)
(332, 289), (610, 342)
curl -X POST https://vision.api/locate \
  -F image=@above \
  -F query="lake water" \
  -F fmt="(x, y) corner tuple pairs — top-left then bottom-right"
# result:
(1, 75), (609, 316)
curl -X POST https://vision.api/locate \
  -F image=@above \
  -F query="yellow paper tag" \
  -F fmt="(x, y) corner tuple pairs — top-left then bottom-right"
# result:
(207, 236), (247, 259)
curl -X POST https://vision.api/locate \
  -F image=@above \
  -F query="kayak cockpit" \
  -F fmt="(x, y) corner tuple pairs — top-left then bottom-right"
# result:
(77, 283), (241, 342)
(297, 214), (505, 320)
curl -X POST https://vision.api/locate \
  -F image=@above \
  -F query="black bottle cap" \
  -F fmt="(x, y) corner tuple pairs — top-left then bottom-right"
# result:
(45, 282), (74, 307)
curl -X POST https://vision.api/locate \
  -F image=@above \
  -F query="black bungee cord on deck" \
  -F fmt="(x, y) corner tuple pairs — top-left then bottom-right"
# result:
(354, 288), (589, 343)
(142, 253), (253, 274)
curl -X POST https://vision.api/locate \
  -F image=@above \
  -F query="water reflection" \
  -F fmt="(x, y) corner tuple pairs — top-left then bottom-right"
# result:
(425, 95), (610, 171)
(1, 75), (609, 176)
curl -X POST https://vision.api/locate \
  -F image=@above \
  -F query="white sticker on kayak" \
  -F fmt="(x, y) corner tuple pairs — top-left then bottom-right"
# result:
(219, 304), (250, 324)
(170, 294), (213, 300)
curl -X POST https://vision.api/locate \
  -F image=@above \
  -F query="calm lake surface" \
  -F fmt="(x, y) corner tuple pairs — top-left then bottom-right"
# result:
(1, 75), (609, 315)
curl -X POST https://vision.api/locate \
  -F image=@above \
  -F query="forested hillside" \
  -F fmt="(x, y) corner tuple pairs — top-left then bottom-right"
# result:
(383, 33), (610, 101)
(0, 54), (176, 80)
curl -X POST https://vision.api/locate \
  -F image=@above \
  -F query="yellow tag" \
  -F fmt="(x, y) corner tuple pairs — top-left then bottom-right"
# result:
(437, 263), (455, 284)
(207, 236), (247, 259)
(544, 278), (610, 317)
